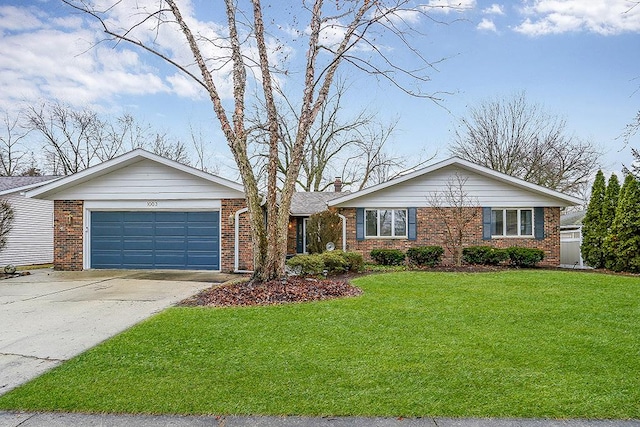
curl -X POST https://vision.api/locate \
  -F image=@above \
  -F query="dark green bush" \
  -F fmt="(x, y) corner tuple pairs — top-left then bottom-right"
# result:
(370, 249), (405, 266)
(319, 251), (347, 274)
(506, 247), (545, 268)
(406, 246), (444, 267)
(462, 246), (509, 265)
(341, 251), (364, 272)
(286, 254), (324, 275)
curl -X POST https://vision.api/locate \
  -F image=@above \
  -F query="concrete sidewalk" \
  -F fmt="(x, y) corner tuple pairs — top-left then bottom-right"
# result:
(1, 412), (639, 427)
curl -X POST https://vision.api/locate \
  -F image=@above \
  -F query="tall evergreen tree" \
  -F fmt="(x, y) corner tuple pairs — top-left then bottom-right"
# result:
(605, 174), (640, 272)
(601, 173), (620, 268)
(603, 173), (621, 226)
(581, 170), (607, 268)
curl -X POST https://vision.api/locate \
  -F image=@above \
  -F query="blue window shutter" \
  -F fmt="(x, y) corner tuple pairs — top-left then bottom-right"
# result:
(482, 207), (492, 240)
(356, 208), (365, 241)
(408, 207), (417, 241)
(534, 207), (545, 240)
(296, 217), (304, 253)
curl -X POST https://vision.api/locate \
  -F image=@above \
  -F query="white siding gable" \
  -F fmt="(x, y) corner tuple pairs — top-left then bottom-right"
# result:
(0, 192), (53, 266)
(337, 165), (572, 208)
(43, 159), (244, 201)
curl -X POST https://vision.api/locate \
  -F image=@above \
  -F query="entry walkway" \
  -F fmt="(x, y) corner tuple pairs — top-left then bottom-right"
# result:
(1, 412), (639, 427)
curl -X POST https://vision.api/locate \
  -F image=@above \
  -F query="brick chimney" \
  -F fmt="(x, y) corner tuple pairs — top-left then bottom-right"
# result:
(334, 177), (343, 192)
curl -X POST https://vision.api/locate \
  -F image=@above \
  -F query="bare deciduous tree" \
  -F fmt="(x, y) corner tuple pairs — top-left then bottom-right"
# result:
(450, 92), (600, 195)
(26, 102), (194, 174)
(0, 110), (30, 176)
(428, 172), (479, 266)
(150, 133), (191, 165)
(65, 0), (445, 281)
(250, 81), (423, 192)
(25, 102), (101, 175)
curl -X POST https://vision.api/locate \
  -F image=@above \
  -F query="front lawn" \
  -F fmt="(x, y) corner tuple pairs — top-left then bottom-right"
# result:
(1, 270), (639, 418)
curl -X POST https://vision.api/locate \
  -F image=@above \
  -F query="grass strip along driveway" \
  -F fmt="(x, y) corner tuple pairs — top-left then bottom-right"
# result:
(1, 270), (639, 418)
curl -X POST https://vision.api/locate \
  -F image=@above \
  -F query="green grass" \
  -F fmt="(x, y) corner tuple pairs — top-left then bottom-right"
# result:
(1, 270), (639, 418)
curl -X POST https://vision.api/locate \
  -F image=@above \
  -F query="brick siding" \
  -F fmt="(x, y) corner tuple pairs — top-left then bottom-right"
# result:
(221, 198), (254, 272)
(53, 200), (84, 271)
(337, 207), (561, 267)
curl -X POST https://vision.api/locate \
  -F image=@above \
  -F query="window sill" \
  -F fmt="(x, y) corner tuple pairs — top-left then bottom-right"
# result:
(491, 235), (535, 239)
(365, 236), (408, 240)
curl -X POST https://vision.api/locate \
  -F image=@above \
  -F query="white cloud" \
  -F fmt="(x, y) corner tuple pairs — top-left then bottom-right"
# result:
(0, 5), (42, 31)
(514, 0), (640, 35)
(0, 1), (261, 113)
(426, 0), (477, 13)
(483, 4), (505, 15)
(477, 18), (498, 32)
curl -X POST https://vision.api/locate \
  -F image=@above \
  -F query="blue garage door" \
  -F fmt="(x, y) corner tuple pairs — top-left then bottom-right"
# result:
(91, 211), (220, 270)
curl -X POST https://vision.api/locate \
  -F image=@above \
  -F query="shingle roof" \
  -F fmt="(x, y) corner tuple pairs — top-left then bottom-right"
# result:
(0, 176), (58, 193)
(560, 209), (586, 227)
(290, 192), (345, 216)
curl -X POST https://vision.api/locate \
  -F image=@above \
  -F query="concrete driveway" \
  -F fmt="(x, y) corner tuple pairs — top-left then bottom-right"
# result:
(0, 268), (236, 396)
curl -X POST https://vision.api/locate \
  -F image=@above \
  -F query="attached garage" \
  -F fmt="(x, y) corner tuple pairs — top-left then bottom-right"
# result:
(90, 211), (220, 270)
(25, 149), (246, 271)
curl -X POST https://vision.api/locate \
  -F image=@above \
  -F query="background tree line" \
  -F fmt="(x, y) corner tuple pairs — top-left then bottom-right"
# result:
(0, 101), (195, 177)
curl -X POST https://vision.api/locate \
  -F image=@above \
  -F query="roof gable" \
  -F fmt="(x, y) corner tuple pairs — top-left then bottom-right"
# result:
(328, 157), (583, 208)
(26, 149), (245, 200)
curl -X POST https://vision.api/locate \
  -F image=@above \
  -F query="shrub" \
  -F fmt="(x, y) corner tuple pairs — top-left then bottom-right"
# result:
(506, 247), (545, 268)
(341, 251), (364, 272)
(462, 246), (509, 265)
(319, 251), (348, 274)
(406, 246), (444, 267)
(286, 254), (324, 276)
(370, 249), (405, 266)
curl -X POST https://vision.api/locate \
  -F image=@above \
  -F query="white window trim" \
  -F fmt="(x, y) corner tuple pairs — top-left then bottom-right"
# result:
(365, 208), (408, 239)
(491, 208), (534, 238)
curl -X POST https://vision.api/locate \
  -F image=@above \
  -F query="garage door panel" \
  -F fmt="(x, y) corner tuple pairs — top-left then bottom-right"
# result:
(123, 225), (154, 236)
(154, 239), (188, 251)
(124, 212), (154, 222)
(188, 240), (217, 251)
(92, 238), (122, 250)
(92, 224), (122, 237)
(91, 211), (219, 270)
(155, 226), (187, 237)
(123, 239), (154, 250)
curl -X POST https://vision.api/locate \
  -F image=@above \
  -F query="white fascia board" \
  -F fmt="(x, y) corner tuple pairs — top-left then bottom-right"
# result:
(327, 156), (583, 207)
(26, 149), (245, 199)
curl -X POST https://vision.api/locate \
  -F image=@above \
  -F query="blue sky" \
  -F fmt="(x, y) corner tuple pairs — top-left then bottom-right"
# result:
(0, 0), (638, 181)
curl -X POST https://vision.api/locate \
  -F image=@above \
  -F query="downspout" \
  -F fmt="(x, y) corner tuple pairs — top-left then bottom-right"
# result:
(234, 207), (253, 273)
(338, 213), (347, 252)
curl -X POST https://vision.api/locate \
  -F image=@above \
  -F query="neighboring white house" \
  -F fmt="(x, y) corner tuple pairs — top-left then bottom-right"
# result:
(0, 176), (58, 267)
(560, 209), (586, 269)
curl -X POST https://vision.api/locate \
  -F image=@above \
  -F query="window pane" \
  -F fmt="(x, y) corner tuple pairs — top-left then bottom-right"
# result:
(380, 209), (392, 236)
(506, 210), (518, 236)
(394, 210), (407, 236)
(492, 210), (503, 236)
(521, 209), (533, 236)
(365, 210), (377, 237)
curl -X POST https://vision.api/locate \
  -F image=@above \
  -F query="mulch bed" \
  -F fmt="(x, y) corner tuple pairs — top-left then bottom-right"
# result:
(178, 277), (363, 307)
